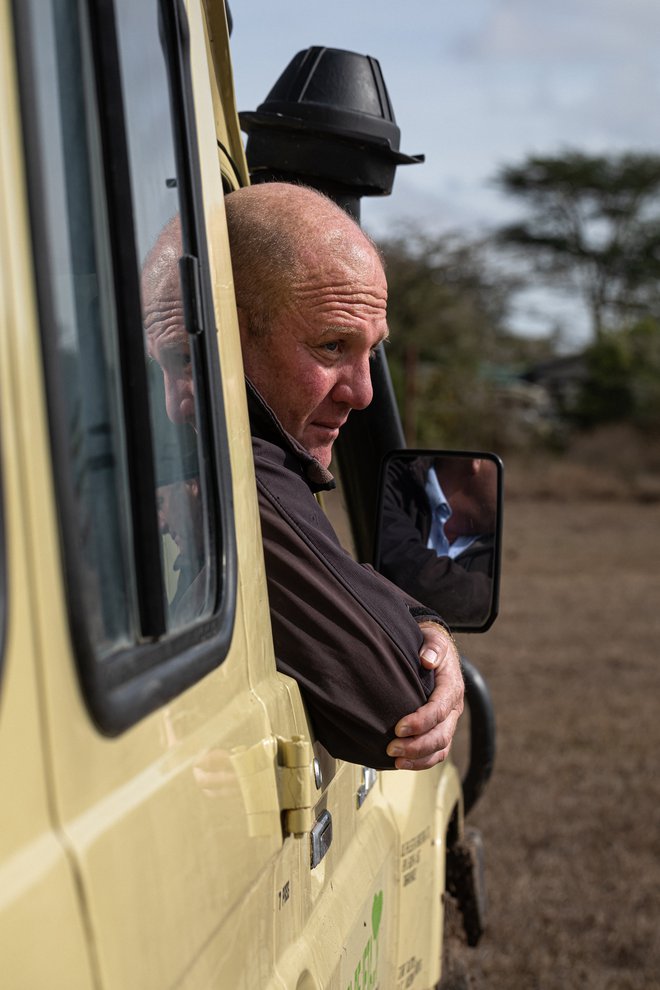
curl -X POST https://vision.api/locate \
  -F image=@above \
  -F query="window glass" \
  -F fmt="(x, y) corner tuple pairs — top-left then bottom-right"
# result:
(22, 0), (220, 663)
(113, 0), (215, 629)
(37, 0), (137, 655)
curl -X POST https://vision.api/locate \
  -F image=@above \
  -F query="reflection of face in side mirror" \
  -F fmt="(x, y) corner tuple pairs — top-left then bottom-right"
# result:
(373, 450), (503, 632)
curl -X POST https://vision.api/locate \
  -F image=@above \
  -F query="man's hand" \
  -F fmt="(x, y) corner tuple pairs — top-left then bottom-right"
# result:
(386, 621), (464, 770)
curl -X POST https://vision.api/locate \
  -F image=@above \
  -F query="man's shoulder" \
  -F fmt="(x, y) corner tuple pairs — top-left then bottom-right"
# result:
(253, 434), (340, 546)
(252, 432), (312, 492)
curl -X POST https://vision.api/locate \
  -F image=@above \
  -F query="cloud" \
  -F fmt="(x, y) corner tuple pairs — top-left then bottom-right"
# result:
(230, 0), (660, 238)
(457, 0), (660, 62)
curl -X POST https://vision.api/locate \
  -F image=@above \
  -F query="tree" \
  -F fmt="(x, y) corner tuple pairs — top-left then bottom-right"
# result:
(495, 151), (660, 342)
(378, 229), (523, 446)
(574, 317), (660, 431)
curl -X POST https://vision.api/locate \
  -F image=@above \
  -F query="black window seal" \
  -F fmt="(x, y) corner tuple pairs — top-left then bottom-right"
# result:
(13, 0), (237, 735)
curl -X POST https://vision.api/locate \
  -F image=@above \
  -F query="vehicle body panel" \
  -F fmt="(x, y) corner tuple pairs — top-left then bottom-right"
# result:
(0, 1), (469, 986)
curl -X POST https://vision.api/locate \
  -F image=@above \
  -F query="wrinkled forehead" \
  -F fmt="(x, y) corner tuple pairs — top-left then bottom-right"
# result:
(293, 231), (387, 297)
(143, 267), (187, 352)
(144, 307), (188, 363)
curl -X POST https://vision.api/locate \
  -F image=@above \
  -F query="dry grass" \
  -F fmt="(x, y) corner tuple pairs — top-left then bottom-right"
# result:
(454, 428), (660, 989)
(505, 423), (660, 503)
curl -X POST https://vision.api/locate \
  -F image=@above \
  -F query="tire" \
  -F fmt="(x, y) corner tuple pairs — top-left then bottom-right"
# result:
(436, 893), (476, 990)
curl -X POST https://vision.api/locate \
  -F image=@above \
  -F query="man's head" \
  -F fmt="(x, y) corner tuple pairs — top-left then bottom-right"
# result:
(142, 214), (194, 425)
(435, 457), (498, 538)
(225, 183), (389, 467)
(142, 185), (389, 468)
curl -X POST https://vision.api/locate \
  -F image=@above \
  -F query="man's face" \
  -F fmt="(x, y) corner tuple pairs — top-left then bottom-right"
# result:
(471, 458), (499, 532)
(144, 276), (195, 425)
(240, 243), (389, 467)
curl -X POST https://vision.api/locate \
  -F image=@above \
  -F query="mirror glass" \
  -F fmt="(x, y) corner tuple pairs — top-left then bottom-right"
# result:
(373, 450), (503, 632)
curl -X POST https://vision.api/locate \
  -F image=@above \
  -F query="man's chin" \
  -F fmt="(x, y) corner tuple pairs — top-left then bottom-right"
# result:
(303, 440), (333, 469)
(300, 428), (336, 468)
(310, 447), (333, 469)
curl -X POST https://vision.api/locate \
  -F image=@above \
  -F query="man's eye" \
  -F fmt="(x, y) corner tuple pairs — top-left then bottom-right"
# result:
(174, 351), (192, 370)
(321, 341), (340, 354)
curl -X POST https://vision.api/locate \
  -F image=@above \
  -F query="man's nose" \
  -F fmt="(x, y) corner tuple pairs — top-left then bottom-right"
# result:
(157, 507), (169, 534)
(164, 372), (194, 424)
(332, 356), (373, 410)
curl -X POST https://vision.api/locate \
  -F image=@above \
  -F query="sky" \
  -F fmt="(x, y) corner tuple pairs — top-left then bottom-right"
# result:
(228, 0), (660, 345)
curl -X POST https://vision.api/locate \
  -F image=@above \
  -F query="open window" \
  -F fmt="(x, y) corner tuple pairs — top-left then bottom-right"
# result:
(15, 0), (236, 731)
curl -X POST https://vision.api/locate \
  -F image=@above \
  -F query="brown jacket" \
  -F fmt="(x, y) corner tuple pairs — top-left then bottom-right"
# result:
(248, 381), (442, 769)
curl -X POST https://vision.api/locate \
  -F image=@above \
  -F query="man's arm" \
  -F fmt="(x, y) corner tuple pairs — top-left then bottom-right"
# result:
(255, 454), (438, 769)
(357, 569), (465, 771)
(389, 621), (464, 770)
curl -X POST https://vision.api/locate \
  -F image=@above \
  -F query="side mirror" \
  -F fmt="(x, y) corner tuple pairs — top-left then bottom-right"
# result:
(373, 450), (504, 632)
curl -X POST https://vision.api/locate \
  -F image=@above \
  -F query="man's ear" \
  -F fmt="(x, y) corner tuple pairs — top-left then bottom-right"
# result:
(470, 458), (481, 475)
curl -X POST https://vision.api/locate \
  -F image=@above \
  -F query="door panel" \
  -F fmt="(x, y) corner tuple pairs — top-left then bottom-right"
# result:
(0, 56), (93, 973)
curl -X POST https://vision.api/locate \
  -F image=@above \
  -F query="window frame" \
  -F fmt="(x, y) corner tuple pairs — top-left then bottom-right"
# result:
(0, 457), (6, 690)
(13, 0), (237, 733)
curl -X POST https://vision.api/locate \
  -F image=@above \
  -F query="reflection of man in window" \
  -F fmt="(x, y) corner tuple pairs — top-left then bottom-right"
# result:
(141, 216), (210, 627)
(154, 426), (206, 624)
(141, 216), (194, 425)
(379, 456), (497, 627)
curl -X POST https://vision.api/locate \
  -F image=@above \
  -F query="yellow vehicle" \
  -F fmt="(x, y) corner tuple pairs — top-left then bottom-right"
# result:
(0, 1), (498, 987)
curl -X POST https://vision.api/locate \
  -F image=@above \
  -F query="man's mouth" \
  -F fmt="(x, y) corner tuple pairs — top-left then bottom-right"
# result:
(311, 418), (347, 435)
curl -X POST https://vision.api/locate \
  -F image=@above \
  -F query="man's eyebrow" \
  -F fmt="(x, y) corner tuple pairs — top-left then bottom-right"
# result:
(318, 325), (390, 344)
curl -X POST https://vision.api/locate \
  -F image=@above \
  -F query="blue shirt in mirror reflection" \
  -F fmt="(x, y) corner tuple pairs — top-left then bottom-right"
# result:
(425, 467), (481, 560)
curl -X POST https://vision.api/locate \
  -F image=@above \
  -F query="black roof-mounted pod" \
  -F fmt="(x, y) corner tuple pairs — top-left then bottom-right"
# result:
(239, 46), (423, 223)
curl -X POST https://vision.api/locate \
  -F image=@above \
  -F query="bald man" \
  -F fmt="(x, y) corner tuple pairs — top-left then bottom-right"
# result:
(145, 184), (464, 770)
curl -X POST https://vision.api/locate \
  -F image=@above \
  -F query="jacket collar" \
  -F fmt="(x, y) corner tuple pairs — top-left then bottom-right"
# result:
(245, 378), (336, 492)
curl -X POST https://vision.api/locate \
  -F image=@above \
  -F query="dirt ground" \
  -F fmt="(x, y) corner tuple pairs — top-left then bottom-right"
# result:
(451, 429), (660, 989)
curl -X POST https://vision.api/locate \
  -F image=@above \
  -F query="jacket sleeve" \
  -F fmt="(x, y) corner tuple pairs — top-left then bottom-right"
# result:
(255, 479), (436, 770)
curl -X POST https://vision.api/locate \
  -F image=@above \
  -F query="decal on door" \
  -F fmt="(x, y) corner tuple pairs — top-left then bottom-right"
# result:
(400, 827), (430, 887)
(346, 889), (383, 990)
(396, 955), (423, 989)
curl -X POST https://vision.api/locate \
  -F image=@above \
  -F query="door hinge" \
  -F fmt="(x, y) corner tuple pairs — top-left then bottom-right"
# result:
(276, 735), (317, 837)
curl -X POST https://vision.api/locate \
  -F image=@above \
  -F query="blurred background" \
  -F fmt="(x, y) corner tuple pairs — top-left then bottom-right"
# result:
(230, 4), (660, 987)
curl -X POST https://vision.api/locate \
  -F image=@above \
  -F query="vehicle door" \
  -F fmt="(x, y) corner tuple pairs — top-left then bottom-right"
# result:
(0, 16), (95, 975)
(9, 0), (296, 986)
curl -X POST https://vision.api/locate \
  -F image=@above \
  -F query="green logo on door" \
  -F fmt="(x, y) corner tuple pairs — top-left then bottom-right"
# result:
(371, 890), (383, 940)
(347, 890), (383, 990)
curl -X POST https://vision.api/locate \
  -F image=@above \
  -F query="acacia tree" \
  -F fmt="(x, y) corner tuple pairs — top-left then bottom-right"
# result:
(495, 151), (660, 341)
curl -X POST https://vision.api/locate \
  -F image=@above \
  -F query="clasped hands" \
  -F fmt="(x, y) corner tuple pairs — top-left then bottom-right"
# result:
(386, 620), (464, 771)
